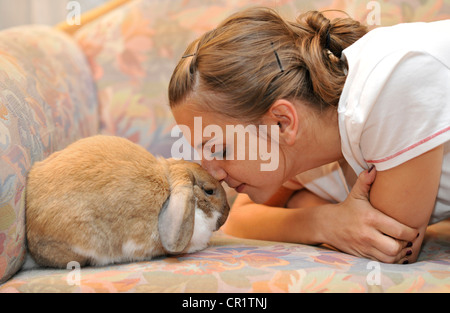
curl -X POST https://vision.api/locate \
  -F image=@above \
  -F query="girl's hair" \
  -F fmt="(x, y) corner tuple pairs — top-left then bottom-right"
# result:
(168, 7), (367, 122)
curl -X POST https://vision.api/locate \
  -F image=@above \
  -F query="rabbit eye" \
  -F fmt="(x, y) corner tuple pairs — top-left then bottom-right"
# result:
(204, 188), (215, 196)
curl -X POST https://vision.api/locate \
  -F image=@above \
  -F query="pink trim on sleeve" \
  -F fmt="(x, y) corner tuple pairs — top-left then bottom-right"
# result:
(366, 126), (450, 164)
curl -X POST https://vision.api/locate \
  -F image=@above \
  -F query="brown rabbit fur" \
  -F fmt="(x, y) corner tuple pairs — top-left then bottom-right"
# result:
(26, 135), (229, 268)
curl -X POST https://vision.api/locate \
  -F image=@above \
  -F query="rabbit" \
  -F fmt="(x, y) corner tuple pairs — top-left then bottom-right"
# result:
(25, 135), (230, 268)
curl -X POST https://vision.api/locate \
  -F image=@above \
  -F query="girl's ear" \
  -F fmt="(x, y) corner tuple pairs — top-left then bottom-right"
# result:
(263, 99), (299, 146)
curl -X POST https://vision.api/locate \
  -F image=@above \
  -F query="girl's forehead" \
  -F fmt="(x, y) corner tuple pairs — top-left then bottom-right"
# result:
(171, 105), (230, 148)
(172, 104), (237, 126)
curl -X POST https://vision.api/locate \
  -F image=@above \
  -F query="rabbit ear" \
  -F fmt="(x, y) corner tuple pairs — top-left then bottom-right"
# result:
(158, 164), (195, 254)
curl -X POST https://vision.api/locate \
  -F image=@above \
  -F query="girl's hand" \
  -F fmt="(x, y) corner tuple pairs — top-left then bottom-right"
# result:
(320, 168), (419, 264)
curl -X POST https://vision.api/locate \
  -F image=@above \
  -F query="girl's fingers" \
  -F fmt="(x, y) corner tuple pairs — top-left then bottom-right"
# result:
(392, 239), (414, 264)
(363, 230), (411, 263)
(372, 209), (419, 242)
(396, 246), (413, 264)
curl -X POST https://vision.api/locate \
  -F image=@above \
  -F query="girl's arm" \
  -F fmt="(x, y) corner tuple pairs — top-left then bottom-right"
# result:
(367, 145), (444, 263)
(222, 188), (328, 245)
(222, 169), (419, 263)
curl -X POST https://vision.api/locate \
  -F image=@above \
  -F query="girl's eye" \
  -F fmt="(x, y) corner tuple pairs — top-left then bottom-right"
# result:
(209, 146), (227, 160)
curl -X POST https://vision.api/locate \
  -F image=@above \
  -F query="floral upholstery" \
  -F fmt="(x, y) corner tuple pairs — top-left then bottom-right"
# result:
(0, 26), (98, 284)
(1, 220), (449, 292)
(1, 0), (449, 291)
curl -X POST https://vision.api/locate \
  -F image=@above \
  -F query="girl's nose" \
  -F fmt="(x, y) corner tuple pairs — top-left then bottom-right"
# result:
(201, 159), (227, 182)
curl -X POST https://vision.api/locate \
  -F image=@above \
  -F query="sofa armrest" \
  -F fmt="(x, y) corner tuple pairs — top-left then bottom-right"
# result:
(0, 26), (99, 283)
(56, 0), (132, 35)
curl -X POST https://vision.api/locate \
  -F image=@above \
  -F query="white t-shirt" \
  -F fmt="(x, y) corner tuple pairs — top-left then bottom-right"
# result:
(284, 20), (450, 224)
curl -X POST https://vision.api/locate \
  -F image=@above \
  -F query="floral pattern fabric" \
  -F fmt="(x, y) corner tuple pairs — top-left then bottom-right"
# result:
(0, 26), (98, 283)
(1, 220), (449, 293)
(1, 0), (450, 290)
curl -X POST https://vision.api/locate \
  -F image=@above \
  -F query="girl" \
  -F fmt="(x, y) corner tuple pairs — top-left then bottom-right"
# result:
(168, 7), (450, 264)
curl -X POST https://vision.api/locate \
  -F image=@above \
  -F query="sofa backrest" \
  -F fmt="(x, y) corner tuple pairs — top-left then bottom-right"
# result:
(71, 0), (450, 158)
(0, 26), (98, 283)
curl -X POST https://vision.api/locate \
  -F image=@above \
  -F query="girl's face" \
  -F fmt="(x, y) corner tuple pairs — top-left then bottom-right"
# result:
(172, 100), (342, 204)
(172, 105), (288, 204)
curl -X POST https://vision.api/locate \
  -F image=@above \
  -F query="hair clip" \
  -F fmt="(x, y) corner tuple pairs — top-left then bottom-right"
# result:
(325, 31), (331, 50)
(182, 53), (196, 59)
(271, 42), (284, 73)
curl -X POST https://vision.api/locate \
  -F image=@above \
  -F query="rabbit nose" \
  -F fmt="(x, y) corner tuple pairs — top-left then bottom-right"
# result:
(201, 159), (227, 182)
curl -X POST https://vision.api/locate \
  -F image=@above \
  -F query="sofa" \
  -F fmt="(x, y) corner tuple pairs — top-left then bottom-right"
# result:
(0, 0), (449, 293)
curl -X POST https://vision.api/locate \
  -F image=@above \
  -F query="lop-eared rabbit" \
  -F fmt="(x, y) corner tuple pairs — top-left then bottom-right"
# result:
(26, 135), (230, 268)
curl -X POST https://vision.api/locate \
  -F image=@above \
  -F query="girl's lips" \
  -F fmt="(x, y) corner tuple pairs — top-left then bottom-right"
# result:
(235, 183), (245, 193)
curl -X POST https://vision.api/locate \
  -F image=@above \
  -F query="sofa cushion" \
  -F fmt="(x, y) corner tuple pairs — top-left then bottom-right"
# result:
(1, 220), (449, 292)
(0, 26), (98, 283)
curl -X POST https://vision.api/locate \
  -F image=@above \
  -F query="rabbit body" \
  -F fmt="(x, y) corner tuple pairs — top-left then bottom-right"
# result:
(26, 135), (229, 268)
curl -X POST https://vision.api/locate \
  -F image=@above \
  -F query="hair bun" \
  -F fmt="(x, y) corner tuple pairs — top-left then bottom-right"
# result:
(299, 11), (330, 34)
(296, 11), (332, 50)
(169, 7), (368, 118)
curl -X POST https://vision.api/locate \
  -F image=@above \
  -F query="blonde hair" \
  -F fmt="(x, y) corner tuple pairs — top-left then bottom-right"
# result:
(168, 7), (367, 122)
